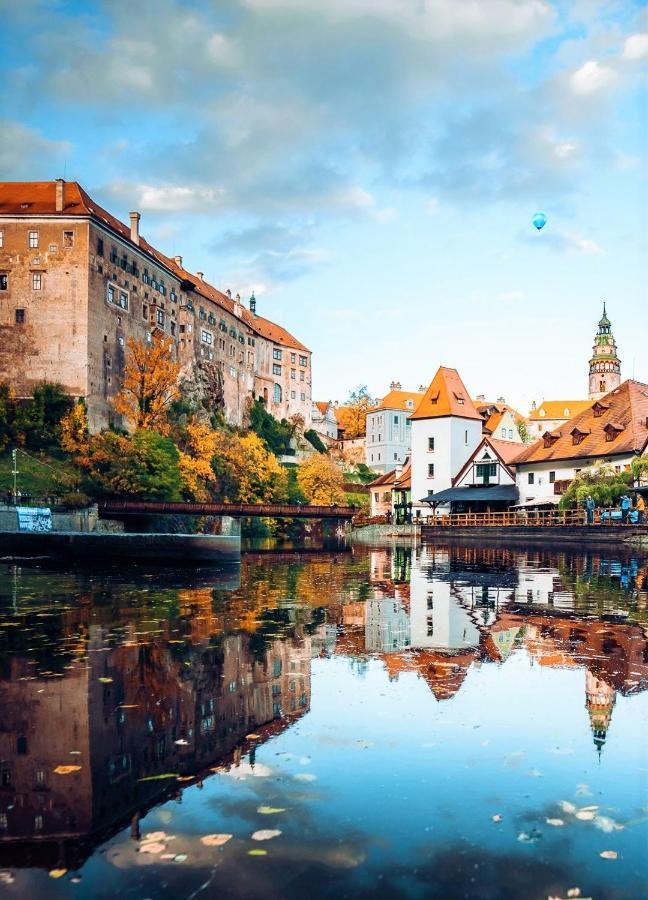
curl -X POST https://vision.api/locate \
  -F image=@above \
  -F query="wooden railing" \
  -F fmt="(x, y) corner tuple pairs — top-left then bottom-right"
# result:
(422, 509), (587, 528)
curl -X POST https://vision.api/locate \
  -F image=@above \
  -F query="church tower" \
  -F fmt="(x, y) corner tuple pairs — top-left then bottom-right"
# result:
(588, 303), (621, 400)
(585, 670), (616, 757)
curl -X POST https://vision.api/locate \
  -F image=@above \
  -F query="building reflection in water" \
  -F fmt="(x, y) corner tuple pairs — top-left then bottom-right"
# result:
(0, 567), (313, 871)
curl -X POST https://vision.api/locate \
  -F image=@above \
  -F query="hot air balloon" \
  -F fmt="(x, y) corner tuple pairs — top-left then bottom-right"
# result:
(532, 212), (547, 231)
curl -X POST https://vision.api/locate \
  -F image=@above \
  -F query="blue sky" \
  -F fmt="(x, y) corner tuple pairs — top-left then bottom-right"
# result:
(2, 0), (646, 412)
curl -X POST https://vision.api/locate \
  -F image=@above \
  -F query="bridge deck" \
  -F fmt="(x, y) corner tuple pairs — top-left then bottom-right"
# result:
(98, 500), (356, 520)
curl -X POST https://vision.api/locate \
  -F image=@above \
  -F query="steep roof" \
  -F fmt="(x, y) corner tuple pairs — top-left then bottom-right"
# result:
(514, 380), (648, 465)
(393, 459), (412, 490)
(368, 469), (398, 488)
(372, 389), (423, 413)
(477, 403), (524, 433)
(410, 367), (482, 421)
(527, 400), (591, 422)
(0, 180), (306, 351)
(314, 401), (332, 416)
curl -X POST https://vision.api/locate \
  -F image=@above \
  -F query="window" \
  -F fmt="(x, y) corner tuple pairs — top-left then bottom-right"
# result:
(0, 230), (3, 248)
(428, 463), (435, 477)
(394, 415), (399, 424)
(428, 437), (435, 451)
(16, 735), (27, 755)
(501, 428), (507, 438)
(0, 274), (7, 291)
(273, 384), (282, 403)
(291, 390), (296, 399)
(201, 330), (213, 345)
(299, 355), (308, 366)
(97, 237), (104, 256)
(156, 309), (165, 326)
(15, 308), (25, 324)
(476, 463), (497, 478)
(32, 272), (42, 290)
(464, 430), (468, 444)
(549, 471), (556, 483)
(107, 285), (115, 304)
(394, 453), (398, 460)
(273, 348), (282, 360)
(300, 371), (305, 382)
(528, 472), (535, 485)
(301, 392), (306, 401)
(118, 291), (128, 310)
(28, 230), (39, 249)
(291, 368), (296, 380)
(142, 303), (148, 319)
(273, 363), (281, 375)
(290, 352), (296, 363)
(63, 230), (74, 248)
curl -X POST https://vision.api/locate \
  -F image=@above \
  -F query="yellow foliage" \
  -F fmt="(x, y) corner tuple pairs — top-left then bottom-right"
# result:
(59, 401), (89, 453)
(179, 421), (220, 499)
(214, 431), (287, 503)
(296, 454), (345, 505)
(113, 334), (180, 434)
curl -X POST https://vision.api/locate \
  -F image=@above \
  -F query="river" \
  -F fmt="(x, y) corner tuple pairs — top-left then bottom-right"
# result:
(0, 542), (646, 899)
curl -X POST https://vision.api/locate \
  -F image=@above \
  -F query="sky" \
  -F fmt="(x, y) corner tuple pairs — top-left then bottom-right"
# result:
(1, 0), (646, 413)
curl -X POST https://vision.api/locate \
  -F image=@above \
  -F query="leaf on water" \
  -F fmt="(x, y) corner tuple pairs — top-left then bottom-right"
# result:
(599, 850), (618, 860)
(251, 829), (281, 841)
(575, 784), (592, 797)
(53, 765), (81, 775)
(138, 773), (177, 782)
(248, 849), (268, 856)
(293, 773), (316, 782)
(559, 801), (577, 815)
(49, 869), (67, 878)
(593, 816), (623, 834)
(246, 733), (261, 740)
(0, 872), (15, 885)
(575, 808), (597, 821)
(491, 814), (502, 823)
(161, 853), (175, 859)
(258, 807), (286, 815)
(141, 832), (167, 842)
(528, 769), (542, 778)
(98, 677), (113, 683)
(173, 854), (187, 863)
(546, 818), (565, 827)
(201, 834), (232, 847)
(567, 889), (581, 898)
(517, 830), (542, 844)
(140, 842), (165, 855)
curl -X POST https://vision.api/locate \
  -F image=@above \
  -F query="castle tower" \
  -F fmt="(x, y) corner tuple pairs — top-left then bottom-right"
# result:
(585, 670), (616, 757)
(588, 303), (621, 400)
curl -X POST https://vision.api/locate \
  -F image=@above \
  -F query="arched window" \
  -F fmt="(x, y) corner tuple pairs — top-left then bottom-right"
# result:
(273, 384), (282, 403)
(599, 379), (605, 392)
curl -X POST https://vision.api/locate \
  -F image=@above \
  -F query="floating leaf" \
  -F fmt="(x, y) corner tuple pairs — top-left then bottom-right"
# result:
(546, 818), (565, 827)
(141, 832), (167, 842)
(201, 834), (232, 847)
(140, 842), (165, 855)
(246, 733), (261, 740)
(560, 801), (577, 815)
(575, 809), (597, 821)
(248, 849), (268, 856)
(258, 806), (286, 815)
(138, 774), (177, 782)
(491, 814), (502, 823)
(600, 850), (618, 860)
(53, 765), (81, 775)
(98, 677), (113, 683)
(294, 773), (316, 782)
(252, 829), (281, 841)
(567, 890), (581, 898)
(173, 854), (187, 863)
(49, 869), (67, 878)
(593, 815), (623, 834)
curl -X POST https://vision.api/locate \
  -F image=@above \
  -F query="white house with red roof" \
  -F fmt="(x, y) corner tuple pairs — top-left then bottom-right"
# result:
(365, 381), (424, 472)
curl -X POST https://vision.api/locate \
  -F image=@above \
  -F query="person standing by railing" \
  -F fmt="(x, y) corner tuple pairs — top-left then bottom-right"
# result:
(636, 494), (646, 524)
(585, 495), (595, 526)
(620, 493), (631, 524)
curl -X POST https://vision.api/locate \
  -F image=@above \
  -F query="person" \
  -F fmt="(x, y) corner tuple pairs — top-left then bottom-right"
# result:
(620, 493), (631, 524)
(636, 494), (646, 524)
(585, 494), (595, 526)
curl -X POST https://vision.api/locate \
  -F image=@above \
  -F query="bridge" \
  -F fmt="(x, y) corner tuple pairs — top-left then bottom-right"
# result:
(98, 500), (357, 520)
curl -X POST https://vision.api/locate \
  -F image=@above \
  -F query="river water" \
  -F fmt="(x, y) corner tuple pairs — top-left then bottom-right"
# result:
(0, 542), (646, 899)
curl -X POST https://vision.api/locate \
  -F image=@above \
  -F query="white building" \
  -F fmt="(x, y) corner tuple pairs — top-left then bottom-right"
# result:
(514, 379), (648, 503)
(410, 367), (483, 513)
(311, 401), (338, 441)
(365, 383), (423, 472)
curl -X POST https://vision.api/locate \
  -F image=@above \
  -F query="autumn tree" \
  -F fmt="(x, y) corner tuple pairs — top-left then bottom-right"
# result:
(296, 454), (346, 505)
(113, 334), (180, 434)
(77, 430), (182, 500)
(338, 386), (375, 438)
(211, 431), (288, 503)
(59, 400), (89, 453)
(178, 421), (220, 500)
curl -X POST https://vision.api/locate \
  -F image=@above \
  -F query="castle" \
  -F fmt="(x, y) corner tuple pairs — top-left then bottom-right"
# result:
(588, 303), (621, 401)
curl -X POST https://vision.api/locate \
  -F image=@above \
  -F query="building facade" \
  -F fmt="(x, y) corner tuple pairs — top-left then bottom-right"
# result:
(0, 181), (311, 432)
(311, 401), (339, 440)
(365, 384), (423, 472)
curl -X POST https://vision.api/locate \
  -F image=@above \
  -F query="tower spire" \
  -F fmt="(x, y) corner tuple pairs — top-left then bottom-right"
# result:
(588, 302), (620, 400)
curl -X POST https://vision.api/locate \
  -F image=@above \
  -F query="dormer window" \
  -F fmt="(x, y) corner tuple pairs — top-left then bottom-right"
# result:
(543, 431), (560, 448)
(429, 391), (439, 405)
(571, 427), (589, 446)
(604, 422), (624, 442)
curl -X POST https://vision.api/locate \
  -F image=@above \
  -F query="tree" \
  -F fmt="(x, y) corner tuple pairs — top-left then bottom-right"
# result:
(113, 334), (181, 434)
(77, 430), (182, 500)
(517, 421), (531, 443)
(178, 421), (220, 500)
(19, 383), (74, 450)
(211, 431), (288, 503)
(59, 401), (89, 453)
(559, 463), (632, 510)
(304, 429), (327, 453)
(338, 386), (375, 438)
(297, 454), (346, 505)
(247, 398), (294, 456)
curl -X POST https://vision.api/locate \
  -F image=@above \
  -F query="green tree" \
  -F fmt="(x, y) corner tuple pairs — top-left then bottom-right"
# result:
(559, 464), (632, 510)
(19, 383), (74, 450)
(304, 429), (327, 453)
(517, 421), (531, 443)
(248, 399), (294, 456)
(78, 430), (182, 500)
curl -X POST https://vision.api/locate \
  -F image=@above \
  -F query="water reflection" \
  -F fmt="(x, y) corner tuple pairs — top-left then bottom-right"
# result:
(0, 544), (646, 897)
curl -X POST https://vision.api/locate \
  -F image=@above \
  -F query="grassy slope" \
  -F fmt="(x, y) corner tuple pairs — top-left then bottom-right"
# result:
(0, 451), (78, 498)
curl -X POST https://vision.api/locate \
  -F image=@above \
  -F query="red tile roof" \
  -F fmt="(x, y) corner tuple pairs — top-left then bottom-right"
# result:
(368, 469), (398, 488)
(513, 380), (648, 465)
(251, 315), (309, 353)
(372, 389), (423, 413)
(527, 400), (591, 422)
(411, 367), (482, 421)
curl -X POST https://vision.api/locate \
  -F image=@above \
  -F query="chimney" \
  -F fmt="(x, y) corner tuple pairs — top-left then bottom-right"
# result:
(55, 178), (65, 212)
(531, 400), (537, 411)
(174, 255), (183, 268)
(389, 380), (402, 391)
(196, 271), (204, 281)
(418, 384), (426, 392)
(475, 393), (485, 402)
(249, 292), (256, 315)
(129, 211), (140, 246)
(497, 396), (506, 404)
(234, 293), (242, 318)
(226, 288), (232, 297)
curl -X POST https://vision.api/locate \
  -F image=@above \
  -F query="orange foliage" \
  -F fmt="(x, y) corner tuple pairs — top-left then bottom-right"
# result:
(113, 334), (180, 434)
(296, 454), (345, 505)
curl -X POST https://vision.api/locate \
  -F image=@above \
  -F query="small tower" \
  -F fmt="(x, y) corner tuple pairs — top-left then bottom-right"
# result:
(588, 303), (621, 400)
(585, 670), (616, 757)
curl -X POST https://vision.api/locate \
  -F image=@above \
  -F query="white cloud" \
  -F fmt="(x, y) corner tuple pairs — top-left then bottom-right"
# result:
(565, 233), (604, 254)
(108, 182), (227, 212)
(553, 140), (578, 159)
(570, 60), (618, 94)
(0, 120), (71, 178)
(622, 32), (648, 61)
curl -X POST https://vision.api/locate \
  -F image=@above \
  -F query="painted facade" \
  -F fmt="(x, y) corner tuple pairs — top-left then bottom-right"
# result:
(365, 384), (423, 472)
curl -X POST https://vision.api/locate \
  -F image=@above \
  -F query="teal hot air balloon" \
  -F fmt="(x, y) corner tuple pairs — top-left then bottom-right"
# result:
(532, 212), (547, 231)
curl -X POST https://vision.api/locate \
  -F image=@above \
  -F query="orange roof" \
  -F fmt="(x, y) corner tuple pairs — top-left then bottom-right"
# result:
(488, 438), (524, 466)
(528, 400), (591, 422)
(452, 436), (519, 486)
(0, 180), (306, 353)
(514, 380), (648, 465)
(411, 367), (482, 421)
(393, 459), (412, 490)
(314, 401), (332, 416)
(368, 469), (398, 488)
(477, 402), (525, 431)
(372, 389), (423, 413)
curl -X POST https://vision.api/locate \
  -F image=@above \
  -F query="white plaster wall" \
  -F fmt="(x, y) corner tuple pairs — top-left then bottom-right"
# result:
(515, 453), (635, 502)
